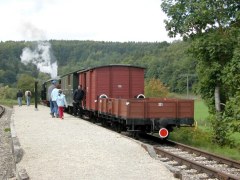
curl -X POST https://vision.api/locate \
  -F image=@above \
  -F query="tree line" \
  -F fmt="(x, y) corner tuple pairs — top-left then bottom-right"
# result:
(0, 40), (196, 95)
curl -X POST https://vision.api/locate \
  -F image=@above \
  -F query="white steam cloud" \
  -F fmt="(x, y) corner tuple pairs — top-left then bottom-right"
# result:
(20, 23), (58, 78)
(21, 41), (58, 78)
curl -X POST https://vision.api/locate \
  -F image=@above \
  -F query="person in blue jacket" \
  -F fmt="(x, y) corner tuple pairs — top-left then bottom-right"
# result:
(48, 80), (57, 117)
(51, 84), (60, 118)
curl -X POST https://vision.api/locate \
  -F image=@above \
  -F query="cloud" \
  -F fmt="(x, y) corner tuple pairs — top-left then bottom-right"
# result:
(20, 22), (47, 40)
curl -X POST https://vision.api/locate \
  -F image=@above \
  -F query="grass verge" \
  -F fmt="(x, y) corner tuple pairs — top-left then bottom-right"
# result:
(0, 99), (17, 107)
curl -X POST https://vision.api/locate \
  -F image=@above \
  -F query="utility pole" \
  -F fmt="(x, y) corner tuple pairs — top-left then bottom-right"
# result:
(187, 75), (189, 98)
(179, 74), (196, 98)
(34, 81), (38, 111)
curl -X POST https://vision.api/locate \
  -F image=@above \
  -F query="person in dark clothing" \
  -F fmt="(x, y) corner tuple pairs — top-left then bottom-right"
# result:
(17, 89), (23, 106)
(73, 85), (85, 117)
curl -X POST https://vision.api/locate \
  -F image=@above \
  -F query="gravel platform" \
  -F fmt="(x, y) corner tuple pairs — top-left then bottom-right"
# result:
(0, 106), (15, 180)
(12, 105), (177, 180)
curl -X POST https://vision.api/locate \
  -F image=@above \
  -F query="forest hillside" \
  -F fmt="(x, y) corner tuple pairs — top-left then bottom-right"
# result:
(0, 40), (196, 94)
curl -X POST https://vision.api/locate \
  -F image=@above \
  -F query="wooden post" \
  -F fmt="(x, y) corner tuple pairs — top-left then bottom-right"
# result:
(35, 81), (38, 111)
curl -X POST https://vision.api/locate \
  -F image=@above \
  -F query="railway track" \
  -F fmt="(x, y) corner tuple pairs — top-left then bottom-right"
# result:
(139, 134), (240, 180)
(0, 105), (5, 118)
(71, 113), (240, 179)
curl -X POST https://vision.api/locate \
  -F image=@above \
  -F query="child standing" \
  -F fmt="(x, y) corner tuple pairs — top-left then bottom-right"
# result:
(56, 89), (68, 119)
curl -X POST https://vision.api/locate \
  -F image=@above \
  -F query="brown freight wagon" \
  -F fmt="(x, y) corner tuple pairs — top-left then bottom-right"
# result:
(98, 98), (194, 138)
(77, 65), (145, 112)
(42, 64), (195, 138)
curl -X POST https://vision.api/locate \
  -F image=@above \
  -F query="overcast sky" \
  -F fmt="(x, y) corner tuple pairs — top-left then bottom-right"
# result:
(0, 0), (178, 42)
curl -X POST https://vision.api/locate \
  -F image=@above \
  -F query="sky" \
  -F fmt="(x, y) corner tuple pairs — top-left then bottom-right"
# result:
(0, 0), (178, 43)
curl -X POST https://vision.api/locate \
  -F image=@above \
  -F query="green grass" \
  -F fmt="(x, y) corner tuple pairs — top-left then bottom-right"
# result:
(169, 99), (240, 161)
(0, 99), (18, 107)
(194, 99), (210, 125)
(4, 128), (11, 132)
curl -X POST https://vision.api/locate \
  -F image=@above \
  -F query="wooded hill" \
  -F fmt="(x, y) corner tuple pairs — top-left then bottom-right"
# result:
(0, 40), (196, 94)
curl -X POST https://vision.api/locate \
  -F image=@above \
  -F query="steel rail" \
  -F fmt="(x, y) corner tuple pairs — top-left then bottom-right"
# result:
(167, 140), (240, 169)
(153, 146), (240, 180)
(0, 105), (5, 118)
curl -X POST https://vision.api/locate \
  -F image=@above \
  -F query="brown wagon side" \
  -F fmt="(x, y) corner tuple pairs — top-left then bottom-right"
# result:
(98, 97), (194, 134)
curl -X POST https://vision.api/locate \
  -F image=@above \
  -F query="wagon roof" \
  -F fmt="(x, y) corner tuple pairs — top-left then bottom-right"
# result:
(76, 64), (145, 73)
(43, 77), (61, 83)
(60, 68), (85, 77)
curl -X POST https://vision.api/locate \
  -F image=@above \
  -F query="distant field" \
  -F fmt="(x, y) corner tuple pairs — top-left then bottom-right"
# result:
(194, 99), (209, 124)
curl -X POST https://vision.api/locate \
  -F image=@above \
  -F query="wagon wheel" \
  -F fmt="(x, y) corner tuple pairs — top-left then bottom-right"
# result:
(116, 123), (122, 133)
(102, 119), (107, 127)
(131, 132), (139, 140)
(68, 106), (72, 114)
(90, 116), (96, 123)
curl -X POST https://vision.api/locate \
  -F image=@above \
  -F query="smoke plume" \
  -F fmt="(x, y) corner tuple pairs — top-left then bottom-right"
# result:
(20, 23), (58, 78)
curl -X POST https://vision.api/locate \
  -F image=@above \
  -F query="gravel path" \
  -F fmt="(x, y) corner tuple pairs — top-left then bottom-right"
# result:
(12, 105), (177, 180)
(0, 106), (15, 179)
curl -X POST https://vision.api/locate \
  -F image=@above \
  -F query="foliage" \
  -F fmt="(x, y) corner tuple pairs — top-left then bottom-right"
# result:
(145, 41), (197, 93)
(222, 44), (240, 97)
(145, 78), (169, 97)
(0, 86), (17, 99)
(161, 0), (240, 39)
(170, 127), (211, 147)
(210, 113), (236, 147)
(223, 90), (240, 133)
(0, 98), (18, 107)
(4, 128), (10, 132)
(161, 0), (240, 145)
(17, 74), (35, 93)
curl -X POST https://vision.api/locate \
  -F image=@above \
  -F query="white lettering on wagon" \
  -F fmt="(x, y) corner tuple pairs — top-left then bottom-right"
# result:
(158, 103), (163, 106)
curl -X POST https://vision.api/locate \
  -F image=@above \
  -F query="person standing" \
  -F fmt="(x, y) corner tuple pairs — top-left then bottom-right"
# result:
(51, 84), (60, 118)
(56, 89), (68, 119)
(73, 85), (85, 117)
(48, 80), (57, 117)
(25, 90), (32, 106)
(16, 89), (23, 106)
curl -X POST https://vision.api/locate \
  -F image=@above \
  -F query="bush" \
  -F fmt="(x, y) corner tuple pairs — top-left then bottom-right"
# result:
(170, 127), (212, 147)
(145, 78), (169, 97)
(0, 86), (17, 100)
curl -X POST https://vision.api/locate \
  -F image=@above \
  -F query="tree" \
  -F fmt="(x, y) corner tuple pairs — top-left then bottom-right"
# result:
(161, 0), (240, 145)
(17, 74), (35, 93)
(145, 78), (169, 98)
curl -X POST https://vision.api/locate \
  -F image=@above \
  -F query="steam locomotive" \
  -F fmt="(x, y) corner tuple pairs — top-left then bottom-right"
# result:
(41, 64), (194, 138)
